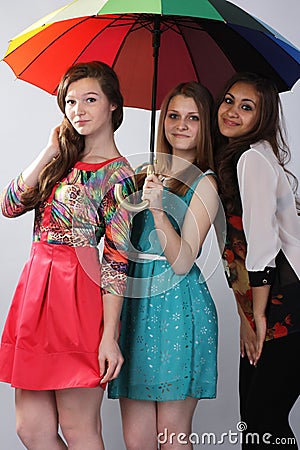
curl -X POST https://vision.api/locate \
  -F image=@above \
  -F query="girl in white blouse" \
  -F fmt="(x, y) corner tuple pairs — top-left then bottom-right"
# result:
(214, 72), (300, 449)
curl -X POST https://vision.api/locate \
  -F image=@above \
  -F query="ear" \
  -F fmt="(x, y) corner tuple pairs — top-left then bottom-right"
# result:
(111, 104), (117, 111)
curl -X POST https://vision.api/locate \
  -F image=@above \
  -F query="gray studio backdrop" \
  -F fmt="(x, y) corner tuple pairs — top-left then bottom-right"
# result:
(0, 1), (299, 449)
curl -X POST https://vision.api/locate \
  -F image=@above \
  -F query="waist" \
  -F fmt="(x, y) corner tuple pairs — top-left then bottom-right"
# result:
(128, 252), (167, 261)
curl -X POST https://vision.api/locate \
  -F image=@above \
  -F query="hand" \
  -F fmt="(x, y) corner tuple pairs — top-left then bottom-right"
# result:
(240, 316), (257, 365)
(98, 335), (124, 384)
(44, 125), (61, 162)
(142, 173), (164, 212)
(253, 313), (267, 366)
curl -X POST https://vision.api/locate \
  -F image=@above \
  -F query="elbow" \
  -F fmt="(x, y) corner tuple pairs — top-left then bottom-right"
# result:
(1, 206), (13, 218)
(171, 261), (193, 275)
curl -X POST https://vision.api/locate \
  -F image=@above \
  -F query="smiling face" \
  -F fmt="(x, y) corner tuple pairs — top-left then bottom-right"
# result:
(164, 94), (200, 159)
(217, 81), (260, 140)
(65, 77), (116, 138)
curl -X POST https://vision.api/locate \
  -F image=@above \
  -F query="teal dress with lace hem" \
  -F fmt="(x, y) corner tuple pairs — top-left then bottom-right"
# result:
(108, 171), (218, 401)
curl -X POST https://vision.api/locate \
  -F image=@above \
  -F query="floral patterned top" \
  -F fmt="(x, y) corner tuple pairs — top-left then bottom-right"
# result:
(1, 157), (136, 296)
(223, 141), (300, 341)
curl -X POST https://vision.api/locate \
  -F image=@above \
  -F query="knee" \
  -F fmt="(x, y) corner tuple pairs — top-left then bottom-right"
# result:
(60, 417), (101, 446)
(16, 417), (47, 448)
(123, 428), (146, 450)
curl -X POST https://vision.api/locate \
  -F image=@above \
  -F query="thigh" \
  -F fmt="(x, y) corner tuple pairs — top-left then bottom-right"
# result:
(55, 387), (104, 432)
(157, 397), (198, 434)
(239, 355), (256, 421)
(244, 333), (300, 429)
(120, 398), (158, 450)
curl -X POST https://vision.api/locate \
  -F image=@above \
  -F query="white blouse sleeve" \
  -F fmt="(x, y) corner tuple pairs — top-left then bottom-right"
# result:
(237, 148), (281, 275)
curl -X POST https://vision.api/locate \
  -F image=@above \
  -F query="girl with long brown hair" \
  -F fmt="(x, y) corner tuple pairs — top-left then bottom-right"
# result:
(0, 61), (135, 449)
(109, 81), (220, 450)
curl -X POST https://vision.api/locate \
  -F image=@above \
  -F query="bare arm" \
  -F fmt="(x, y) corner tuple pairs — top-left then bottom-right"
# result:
(98, 292), (124, 383)
(22, 125), (61, 187)
(236, 302), (257, 365)
(252, 284), (270, 365)
(142, 173), (219, 274)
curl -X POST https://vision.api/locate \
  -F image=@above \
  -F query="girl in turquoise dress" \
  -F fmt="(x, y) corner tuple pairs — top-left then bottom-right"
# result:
(109, 82), (220, 450)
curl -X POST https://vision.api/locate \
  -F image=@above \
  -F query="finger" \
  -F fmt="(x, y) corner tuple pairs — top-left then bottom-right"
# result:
(101, 357), (123, 383)
(106, 358), (124, 382)
(254, 340), (264, 366)
(240, 337), (245, 358)
(145, 173), (159, 182)
(244, 341), (256, 365)
(98, 354), (107, 380)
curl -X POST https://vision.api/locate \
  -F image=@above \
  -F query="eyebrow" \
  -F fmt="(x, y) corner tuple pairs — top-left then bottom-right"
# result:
(226, 92), (257, 106)
(167, 109), (199, 114)
(66, 91), (100, 97)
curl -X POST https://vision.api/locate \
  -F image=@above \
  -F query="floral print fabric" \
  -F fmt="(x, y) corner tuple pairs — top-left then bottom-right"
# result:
(1, 158), (135, 296)
(223, 214), (300, 340)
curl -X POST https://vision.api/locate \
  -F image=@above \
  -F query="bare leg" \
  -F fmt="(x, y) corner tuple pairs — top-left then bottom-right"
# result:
(157, 398), (198, 450)
(120, 398), (158, 450)
(56, 387), (104, 450)
(15, 389), (67, 450)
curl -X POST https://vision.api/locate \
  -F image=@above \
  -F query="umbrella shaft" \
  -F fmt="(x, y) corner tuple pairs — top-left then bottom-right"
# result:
(150, 17), (161, 159)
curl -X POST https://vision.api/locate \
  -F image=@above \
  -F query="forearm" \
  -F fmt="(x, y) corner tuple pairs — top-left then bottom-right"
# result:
(22, 125), (61, 186)
(252, 285), (270, 320)
(22, 147), (56, 187)
(101, 292), (123, 340)
(151, 209), (195, 274)
(1, 175), (32, 217)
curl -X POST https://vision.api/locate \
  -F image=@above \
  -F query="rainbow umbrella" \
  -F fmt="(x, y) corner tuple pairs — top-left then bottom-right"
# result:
(3, 0), (300, 157)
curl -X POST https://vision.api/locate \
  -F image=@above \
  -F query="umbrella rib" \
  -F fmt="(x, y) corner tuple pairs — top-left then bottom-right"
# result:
(14, 15), (98, 78)
(13, 14), (142, 77)
(174, 22), (203, 84)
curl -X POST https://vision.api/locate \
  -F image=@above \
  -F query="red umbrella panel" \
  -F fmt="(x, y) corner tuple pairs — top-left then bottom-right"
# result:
(4, 15), (299, 111)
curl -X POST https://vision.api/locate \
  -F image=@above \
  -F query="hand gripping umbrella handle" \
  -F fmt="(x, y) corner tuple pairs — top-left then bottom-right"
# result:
(115, 164), (154, 212)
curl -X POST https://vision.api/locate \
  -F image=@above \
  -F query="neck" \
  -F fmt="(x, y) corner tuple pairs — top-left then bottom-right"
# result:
(169, 151), (195, 175)
(82, 132), (121, 162)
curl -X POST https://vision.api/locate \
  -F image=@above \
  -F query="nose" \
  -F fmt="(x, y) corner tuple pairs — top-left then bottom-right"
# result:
(177, 118), (188, 130)
(75, 101), (86, 115)
(227, 104), (239, 117)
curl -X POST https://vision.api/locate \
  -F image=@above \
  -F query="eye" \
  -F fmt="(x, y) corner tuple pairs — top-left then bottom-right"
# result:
(224, 96), (233, 105)
(66, 99), (76, 106)
(189, 115), (199, 121)
(241, 104), (253, 111)
(168, 113), (178, 119)
(86, 97), (97, 103)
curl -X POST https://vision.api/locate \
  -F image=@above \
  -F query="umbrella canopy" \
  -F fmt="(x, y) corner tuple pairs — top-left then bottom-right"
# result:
(4, 0), (300, 107)
(3, 0), (300, 210)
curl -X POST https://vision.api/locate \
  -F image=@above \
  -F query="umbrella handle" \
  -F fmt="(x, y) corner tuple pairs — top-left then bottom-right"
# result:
(115, 164), (154, 212)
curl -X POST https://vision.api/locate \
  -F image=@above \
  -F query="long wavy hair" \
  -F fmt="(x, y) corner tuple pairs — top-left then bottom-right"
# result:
(21, 61), (123, 209)
(213, 72), (299, 215)
(137, 81), (214, 196)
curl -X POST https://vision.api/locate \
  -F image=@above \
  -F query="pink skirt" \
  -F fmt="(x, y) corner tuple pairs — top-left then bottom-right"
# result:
(0, 242), (104, 390)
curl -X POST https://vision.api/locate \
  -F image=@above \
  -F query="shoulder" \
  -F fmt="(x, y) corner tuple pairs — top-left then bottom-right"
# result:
(192, 170), (218, 203)
(194, 170), (217, 191)
(237, 141), (278, 175)
(106, 157), (135, 179)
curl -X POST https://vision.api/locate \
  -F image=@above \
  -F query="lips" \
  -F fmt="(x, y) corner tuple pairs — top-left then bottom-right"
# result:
(223, 118), (239, 127)
(75, 120), (90, 126)
(172, 133), (190, 138)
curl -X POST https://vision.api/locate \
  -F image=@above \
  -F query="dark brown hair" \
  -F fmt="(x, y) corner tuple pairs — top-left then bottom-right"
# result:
(213, 72), (299, 214)
(21, 61), (123, 209)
